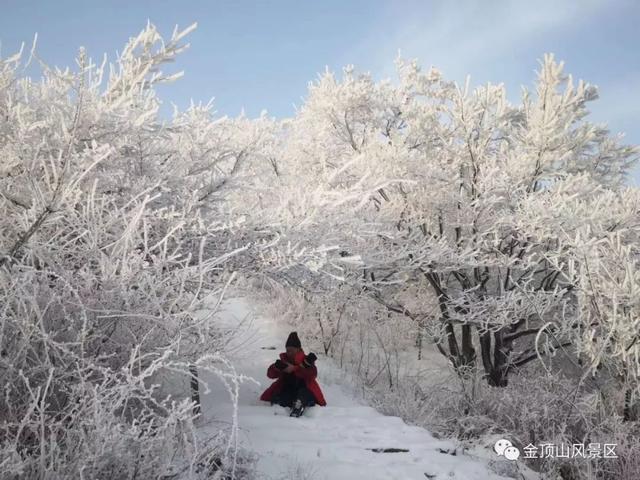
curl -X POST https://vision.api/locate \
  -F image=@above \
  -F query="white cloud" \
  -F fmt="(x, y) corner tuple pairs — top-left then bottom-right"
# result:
(345, 0), (609, 81)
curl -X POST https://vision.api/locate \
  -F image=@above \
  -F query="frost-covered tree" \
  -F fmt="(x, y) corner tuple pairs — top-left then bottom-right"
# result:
(272, 54), (638, 396)
(516, 175), (640, 411)
(0, 23), (269, 479)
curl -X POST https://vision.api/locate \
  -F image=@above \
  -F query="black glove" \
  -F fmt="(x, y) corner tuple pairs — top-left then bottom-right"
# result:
(274, 359), (287, 370)
(303, 353), (317, 368)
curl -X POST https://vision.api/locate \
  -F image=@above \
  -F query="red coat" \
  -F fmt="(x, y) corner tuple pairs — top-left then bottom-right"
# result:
(260, 350), (327, 406)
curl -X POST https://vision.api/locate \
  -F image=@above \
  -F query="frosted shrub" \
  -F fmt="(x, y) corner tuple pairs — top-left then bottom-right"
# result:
(0, 24), (256, 479)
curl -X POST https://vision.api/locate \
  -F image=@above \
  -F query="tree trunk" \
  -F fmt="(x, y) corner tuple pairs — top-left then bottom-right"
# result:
(479, 328), (511, 387)
(623, 388), (638, 422)
(189, 364), (201, 415)
(461, 324), (476, 367)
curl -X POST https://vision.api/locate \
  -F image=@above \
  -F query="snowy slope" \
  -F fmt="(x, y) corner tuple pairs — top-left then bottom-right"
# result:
(198, 296), (523, 480)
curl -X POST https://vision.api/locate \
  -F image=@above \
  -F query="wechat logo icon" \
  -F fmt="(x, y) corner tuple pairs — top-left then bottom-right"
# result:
(494, 439), (520, 461)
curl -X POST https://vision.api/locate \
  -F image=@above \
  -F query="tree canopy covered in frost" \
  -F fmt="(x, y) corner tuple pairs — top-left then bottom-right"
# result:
(0, 23), (286, 479)
(256, 54), (639, 401)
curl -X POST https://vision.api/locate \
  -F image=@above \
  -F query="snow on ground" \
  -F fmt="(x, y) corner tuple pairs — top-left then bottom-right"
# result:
(197, 296), (529, 480)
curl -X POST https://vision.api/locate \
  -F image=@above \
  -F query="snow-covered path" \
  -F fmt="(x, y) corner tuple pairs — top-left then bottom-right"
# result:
(199, 297), (514, 480)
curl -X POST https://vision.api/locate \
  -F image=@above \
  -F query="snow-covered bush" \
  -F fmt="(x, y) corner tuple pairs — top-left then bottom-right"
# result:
(453, 370), (640, 480)
(0, 24), (257, 479)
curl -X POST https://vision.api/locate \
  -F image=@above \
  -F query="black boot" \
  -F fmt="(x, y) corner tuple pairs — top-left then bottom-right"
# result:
(289, 398), (305, 417)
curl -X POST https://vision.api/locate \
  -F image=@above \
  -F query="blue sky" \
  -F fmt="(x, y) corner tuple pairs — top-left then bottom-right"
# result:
(1, 0), (638, 182)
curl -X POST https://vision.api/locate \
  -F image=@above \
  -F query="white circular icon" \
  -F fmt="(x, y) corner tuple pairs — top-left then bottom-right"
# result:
(494, 439), (512, 456)
(504, 446), (520, 460)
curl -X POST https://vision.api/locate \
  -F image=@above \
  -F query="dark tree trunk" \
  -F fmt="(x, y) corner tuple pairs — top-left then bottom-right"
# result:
(461, 324), (476, 367)
(436, 323), (477, 373)
(479, 328), (511, 387)
(622, 388), (638, 422)
(189, 364), (201, 415)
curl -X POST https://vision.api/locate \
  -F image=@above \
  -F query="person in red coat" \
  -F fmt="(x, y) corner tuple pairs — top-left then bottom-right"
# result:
(260, 332), (326, 416)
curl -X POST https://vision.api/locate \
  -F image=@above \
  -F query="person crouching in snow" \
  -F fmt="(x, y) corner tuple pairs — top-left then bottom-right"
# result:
(259, 331), (326, 417)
